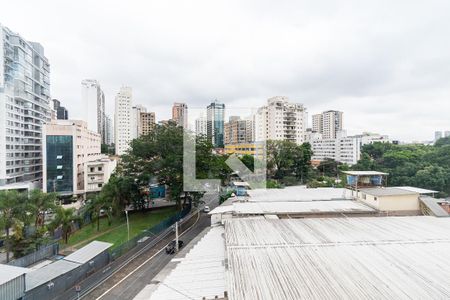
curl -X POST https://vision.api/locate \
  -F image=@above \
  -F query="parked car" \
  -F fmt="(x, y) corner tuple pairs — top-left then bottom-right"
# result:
(203, 205), (210, 213)
(165, 240), (184, 254)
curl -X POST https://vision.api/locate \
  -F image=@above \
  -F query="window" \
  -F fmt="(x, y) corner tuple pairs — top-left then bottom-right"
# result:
(90, 167), (94, 172)
(56, 155), (63, 159)
(98, 167), (102, 171)
(56, 165), (62, 170)
(56, 175), (63, 180)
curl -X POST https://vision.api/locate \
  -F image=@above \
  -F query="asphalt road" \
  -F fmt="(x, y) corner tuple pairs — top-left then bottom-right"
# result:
(83, 192), (219, 300)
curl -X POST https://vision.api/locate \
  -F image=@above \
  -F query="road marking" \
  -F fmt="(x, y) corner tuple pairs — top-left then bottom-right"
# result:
(95, 211), (201, 300)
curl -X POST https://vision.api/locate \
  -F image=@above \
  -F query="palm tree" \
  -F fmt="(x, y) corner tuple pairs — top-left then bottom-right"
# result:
(85, 195), (111, 231)
(0, 190), (26, 262)
(51, 207), (78, 244)
(28, 189), (57, 229)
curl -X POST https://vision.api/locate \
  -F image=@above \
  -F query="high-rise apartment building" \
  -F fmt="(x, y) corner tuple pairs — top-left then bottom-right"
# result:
(105, 115), (114, 145)
(435, 131), (443, 141)
(255, 96), (307, 144)
(0, 24), (51, 187)
(172, 102), (188, 128)
(312, 110), (343, 139)
(195, 113), (207, 136)
(131, 104), (146, 139)
(224, 116), (253, 145)
(52, 99), (68, 120)
(81, 79), (106, 143)
(115, 86), (132, 155)
(140, 112), (156, 136)
(312, 114), (323, 134)
(207, 101), (225, 148)
(42, 120), (101, 197)
(310, 132), (389, 165)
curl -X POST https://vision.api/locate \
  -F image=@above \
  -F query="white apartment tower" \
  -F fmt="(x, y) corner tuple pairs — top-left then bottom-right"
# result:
(312, 110), (343, 139)
(310, 132), (390, 165)
(0, 24), (51, 187)
(115, 87), (133, 155)
(81, 79), (106, 143)
(255, 96), (307, 144)
(195, 113), (207, 136)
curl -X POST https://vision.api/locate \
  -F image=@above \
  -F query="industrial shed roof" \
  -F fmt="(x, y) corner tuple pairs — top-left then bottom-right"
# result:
(63, 241), (112, 264)
(147, 226), (226, 300)
(225, 217), (450, 300)
(360, 187), (437, 197)
(246, 187), (353, 202)
(0, 264), (29, 285)
(26, 259), (80, 291)
(210, 200), (374, 215)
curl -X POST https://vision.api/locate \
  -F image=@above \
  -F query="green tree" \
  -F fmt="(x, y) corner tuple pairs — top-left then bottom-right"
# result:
(85, 195), (112, 231)
(0, 190), (26, 262)
(28, 189), (57, 229)
(119, 123), (223, 210)
(51, 207), (78, 244)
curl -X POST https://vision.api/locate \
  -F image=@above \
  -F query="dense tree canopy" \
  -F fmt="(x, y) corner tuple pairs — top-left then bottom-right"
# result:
(353, 141), (450, 196)
(266, 140), (314, 184)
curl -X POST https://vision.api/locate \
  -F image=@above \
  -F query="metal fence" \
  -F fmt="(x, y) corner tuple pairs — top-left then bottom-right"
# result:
(8, 242), (59, 268)
(110, 206), (191, 259)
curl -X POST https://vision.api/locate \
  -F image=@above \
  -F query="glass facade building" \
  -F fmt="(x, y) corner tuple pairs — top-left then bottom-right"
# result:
(45, 135), (73, 193)
(0, 24), (51, 186)
(207, 101), (225, 148)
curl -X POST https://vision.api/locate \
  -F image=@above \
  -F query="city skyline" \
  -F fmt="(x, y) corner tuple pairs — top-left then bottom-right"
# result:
(1, 1), (450, 142)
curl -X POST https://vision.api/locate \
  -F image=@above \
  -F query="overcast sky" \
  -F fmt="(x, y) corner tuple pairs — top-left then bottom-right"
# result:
(2, 0), (450, 142)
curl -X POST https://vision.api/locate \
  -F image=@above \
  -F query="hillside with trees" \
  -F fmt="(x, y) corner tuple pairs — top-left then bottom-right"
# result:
(353, 137), (450, 197)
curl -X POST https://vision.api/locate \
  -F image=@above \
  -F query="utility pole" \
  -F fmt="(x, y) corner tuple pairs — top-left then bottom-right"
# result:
(125, 209), (130, 241)
(175, 221), (179, 253)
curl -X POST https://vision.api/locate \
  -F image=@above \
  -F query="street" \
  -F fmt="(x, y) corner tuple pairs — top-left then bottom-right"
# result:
(74, 192), (219, 300)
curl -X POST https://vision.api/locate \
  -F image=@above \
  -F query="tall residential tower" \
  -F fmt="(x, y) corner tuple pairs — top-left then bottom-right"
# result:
(172, 102), (188, 128)
(255, 96), (307, 144)
(81, 79), (106, 143)
(114, 86), (132, 155)
(0, 24), (51, 187)
(207, 101), (225, 148)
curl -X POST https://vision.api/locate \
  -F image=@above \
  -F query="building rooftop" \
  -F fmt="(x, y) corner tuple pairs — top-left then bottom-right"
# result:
(0, 264), (29, 285)
(63, 241), (112, 264)
(145, 226), (226, 300)
(26, 259), (80, 291)
(246, 187), (353, 202)
(225, 216), (450, 299)
(360, 187), (437, 197)
(343, 171), (389, 176)
(210, 200), (375, 215)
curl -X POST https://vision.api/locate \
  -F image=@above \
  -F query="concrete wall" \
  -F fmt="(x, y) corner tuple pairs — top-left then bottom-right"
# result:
(360, 193), (420, 211)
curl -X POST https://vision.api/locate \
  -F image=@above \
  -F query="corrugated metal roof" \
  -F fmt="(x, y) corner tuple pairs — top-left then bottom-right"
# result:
(63, 241), (112, 264)
(0, 264), (29, 285)
(148, 226), (226, 300)
(225, 217), (450, 299)
(247, 187), (352, 202)
(359, 187), (417, 196)
(420, 196), (449, 217)
(400, 186), (438, 194)
(210, 200), (374, 215)
(26, 259), (80, 291)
